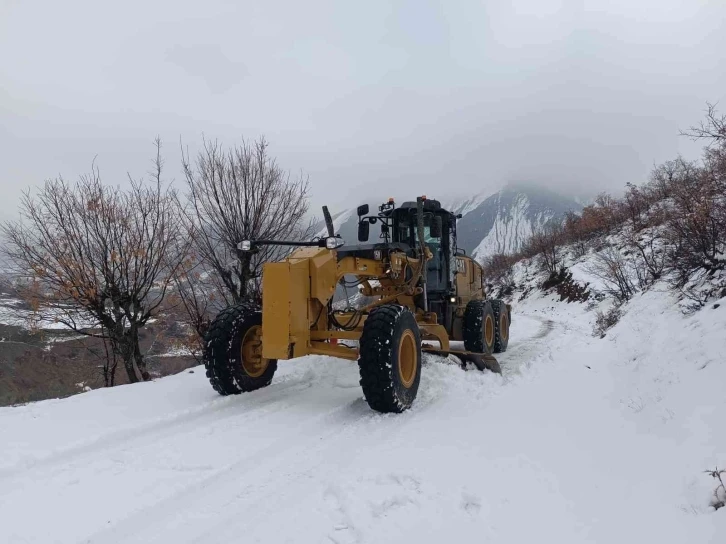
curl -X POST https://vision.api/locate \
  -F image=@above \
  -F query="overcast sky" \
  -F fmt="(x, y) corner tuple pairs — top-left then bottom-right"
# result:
(1, 0), (725, 220)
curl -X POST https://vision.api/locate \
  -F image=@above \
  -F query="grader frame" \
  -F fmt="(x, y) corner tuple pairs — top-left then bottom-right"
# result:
(203, 196), (511, 413)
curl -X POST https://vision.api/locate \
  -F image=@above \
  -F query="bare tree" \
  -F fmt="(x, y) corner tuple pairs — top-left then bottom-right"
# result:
(622, 183), (653, 230)
(648, 157), (697, 200)
(626, 229), (666, 289)
(663, 166), (724, 286)
(563, 210), (588, 258)
(586, 248), (637, 303)
(168, 252), (216, 361)
(178, 137), (312, 326)
(482, 252), (516, 297)
(523, 222), (564, 274)
(1, 141), (186, 385)
(681, 102), (726, 146)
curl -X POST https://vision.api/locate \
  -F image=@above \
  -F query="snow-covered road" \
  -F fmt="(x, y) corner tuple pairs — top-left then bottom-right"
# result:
(1, 293), (724, 543)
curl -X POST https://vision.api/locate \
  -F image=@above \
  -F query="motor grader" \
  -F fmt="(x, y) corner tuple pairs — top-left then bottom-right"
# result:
(203, 197), (511, 413)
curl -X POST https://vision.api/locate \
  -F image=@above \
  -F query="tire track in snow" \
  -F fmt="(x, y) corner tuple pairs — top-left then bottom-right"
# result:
(2, 312), (573, 544)
(2, 314), (558, 487)
(83, 316), (566, 544)
(497, 314), (558, 379)
(0, 374), (317, 480)
(81, 398), (375, 544)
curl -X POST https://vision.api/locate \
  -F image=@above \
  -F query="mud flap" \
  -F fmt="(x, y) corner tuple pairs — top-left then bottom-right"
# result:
(422, 348), (502, 374)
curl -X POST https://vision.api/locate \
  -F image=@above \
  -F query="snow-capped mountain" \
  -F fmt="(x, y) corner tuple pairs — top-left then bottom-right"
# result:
(454, 184), (582, 260)
(320, 183), (582, 261)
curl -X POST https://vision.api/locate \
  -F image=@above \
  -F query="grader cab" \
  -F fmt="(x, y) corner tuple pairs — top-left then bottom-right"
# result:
(203, 197), (511, 413)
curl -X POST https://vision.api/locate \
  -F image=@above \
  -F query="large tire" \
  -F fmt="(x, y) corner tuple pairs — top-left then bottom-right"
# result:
(204, 303), (277, 395)
(463, 300), (496, 355)
(490, 299), (510, 353)
(358, 305), (422, 413)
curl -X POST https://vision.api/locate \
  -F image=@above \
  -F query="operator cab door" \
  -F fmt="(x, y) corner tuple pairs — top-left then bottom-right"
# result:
(392, 209), (449, 293)
(423, 217), (446, 292)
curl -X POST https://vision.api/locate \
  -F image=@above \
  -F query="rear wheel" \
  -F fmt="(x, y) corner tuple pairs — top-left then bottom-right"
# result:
(358, 305), (422, 413)
(204, 303), (278, 395)
(463, 300), (496, 355)
(490, 299), (510, 353)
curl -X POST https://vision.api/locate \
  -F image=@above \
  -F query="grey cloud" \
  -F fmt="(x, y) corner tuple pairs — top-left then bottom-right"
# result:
(0, 0), (724, 221)
(166, 44), (247, 93)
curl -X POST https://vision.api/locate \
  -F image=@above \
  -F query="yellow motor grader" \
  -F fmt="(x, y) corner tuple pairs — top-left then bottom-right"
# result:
(204, 197), (511, 413)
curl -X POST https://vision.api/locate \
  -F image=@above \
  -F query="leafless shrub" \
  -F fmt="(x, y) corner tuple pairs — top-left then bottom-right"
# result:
(704, 467), (726, 511)
(590, 193), (622, 235)
(648, 156), (698, 202)
(522, 222), (564, 274)
(675, 268), (726, 313)
(681, 103), (726, 146)
(168, 252), (216, 360)
(557, 192), (628, 250)
(625, 229), (666, 289)
(663, 168), (725, 287)
(1, 140), (186, 385)
(563, 211), (588, 258)
(540, 266), (590, 302)
(482, 253), (517, 297)
(586, 248), (637, 303)
(593, 305), (621, 338)
(666, 104), (726, 292)
(623, 183), (654, 231)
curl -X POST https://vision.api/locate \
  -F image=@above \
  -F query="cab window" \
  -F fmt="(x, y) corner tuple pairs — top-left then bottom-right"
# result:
(423, 225), (440, 244)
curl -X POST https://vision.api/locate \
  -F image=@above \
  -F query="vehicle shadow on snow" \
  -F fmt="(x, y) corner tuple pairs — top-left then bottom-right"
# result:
(207, 354), (507, 423)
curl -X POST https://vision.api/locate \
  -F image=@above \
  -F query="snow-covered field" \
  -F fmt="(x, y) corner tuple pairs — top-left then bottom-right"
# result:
(0, 297), (97, 331)
(1, 286), (724, 543)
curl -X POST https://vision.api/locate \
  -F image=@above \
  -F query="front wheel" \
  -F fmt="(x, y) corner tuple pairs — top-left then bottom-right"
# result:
(204, 303), (278, 395)
(358, 305), (422, 413)
(490, 299), (510, 353)
(463, 300), (496, 355)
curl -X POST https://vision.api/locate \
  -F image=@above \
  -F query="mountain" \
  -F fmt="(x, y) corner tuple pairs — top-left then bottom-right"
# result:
(452, 184), (582, 260)
(319, 184), (582, 261)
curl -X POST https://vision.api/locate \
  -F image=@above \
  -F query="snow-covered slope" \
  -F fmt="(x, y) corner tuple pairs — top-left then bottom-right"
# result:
(456, 184), (582, 260)
(1, 275), (724, 542)
(470, 191), (547, 258)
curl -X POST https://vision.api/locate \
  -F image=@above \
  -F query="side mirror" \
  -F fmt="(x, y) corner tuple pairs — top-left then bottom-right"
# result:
(357, 204), (369, 217)
(430, 216), (443, 238)
(358, 220), (370, 242)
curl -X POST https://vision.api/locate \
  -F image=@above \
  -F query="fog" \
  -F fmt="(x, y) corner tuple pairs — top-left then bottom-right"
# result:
(1, 0), (725, 220)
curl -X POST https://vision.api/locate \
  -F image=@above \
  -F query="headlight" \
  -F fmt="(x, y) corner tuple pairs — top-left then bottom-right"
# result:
(237, 240), (252, 251)
(325, 236), (342, 249)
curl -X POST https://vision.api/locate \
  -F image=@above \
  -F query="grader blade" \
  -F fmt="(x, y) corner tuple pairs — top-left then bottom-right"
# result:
(422, 347), (502, 374)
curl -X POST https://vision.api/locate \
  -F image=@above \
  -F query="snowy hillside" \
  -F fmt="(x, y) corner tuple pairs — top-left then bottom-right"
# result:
(1, 256), (724, 542)
(469, 191), (550, 258)
(456, 184), (582, 260)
